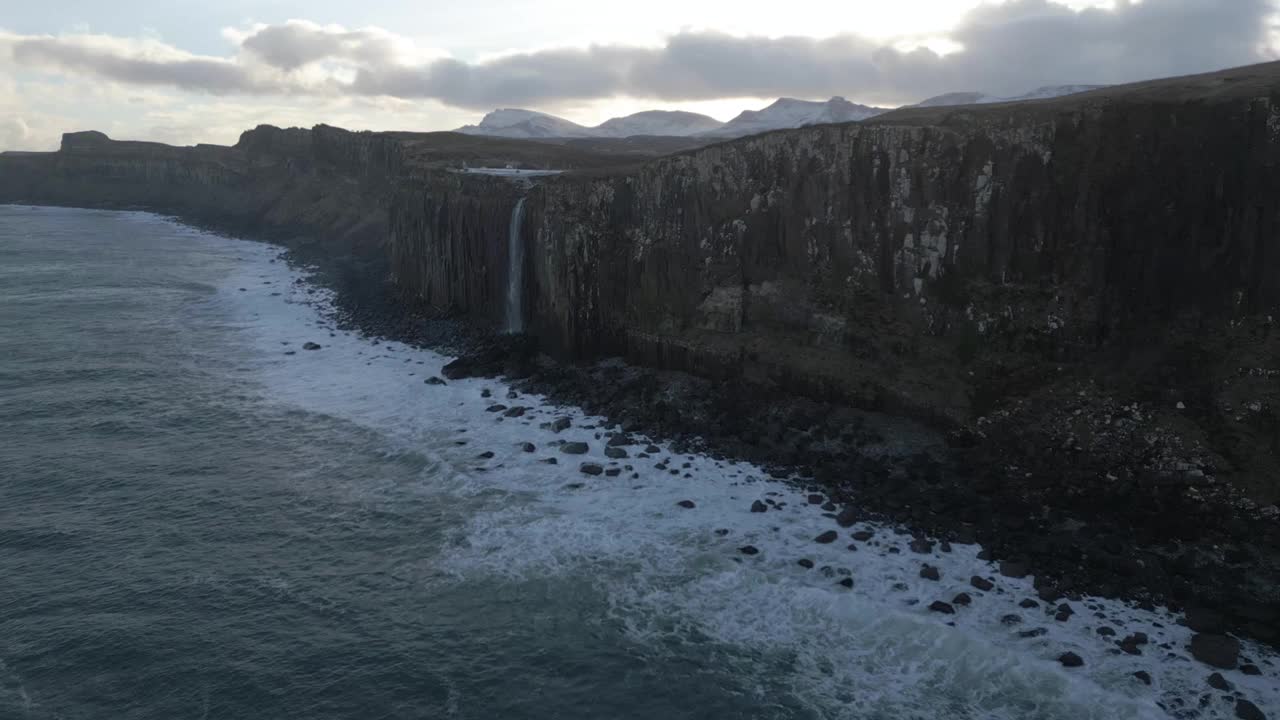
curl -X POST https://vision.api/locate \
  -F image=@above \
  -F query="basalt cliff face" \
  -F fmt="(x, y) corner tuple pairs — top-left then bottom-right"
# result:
(4, 63), (1280, 643)
(392, 65), (1280, 500)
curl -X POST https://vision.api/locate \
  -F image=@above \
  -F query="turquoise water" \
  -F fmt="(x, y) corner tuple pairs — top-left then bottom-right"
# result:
(0, 206), (1272, 720)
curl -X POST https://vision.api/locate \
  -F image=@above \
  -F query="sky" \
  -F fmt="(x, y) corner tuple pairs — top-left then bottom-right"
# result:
(0, 0), (1277, 150)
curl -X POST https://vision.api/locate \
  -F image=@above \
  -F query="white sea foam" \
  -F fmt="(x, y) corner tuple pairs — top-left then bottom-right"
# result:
(200, 225), (1279, 720)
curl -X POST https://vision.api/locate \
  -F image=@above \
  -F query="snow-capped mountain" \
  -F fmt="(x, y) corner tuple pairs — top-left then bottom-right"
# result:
(454, 85), (1108, 141)
(915, 85), (1108, 108)
(701, 97), (887, 137)
(455, 109), (595, 139)
(593, 110), (725, 138)
(455, 109), (723, 139)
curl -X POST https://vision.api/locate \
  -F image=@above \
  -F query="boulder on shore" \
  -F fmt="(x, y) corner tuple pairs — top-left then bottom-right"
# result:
(1189, 633), (1240, 669)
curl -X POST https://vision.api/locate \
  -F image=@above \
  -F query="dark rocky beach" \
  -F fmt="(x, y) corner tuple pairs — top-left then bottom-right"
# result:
(295, 254), (1280, 672)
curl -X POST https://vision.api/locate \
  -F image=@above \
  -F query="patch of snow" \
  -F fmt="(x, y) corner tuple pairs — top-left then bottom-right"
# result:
(702, 97), (888, 138)
(456, 108), (723, 139)
(459, 167), (563, 177)
(593, 110), (724, 138)
(455, 109), (595, 139)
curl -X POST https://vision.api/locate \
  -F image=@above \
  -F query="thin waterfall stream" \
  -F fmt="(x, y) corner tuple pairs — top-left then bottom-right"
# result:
(505, 196), (527, 333)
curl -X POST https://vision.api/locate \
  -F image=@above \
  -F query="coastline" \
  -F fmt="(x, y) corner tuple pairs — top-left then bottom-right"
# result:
(273, 208), (1280, 658)
(4, 203), (1277, 718)
(7, 200), (1279, 655)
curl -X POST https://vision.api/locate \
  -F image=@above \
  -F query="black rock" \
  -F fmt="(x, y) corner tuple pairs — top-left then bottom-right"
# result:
(1019, 599), (1040, 609)
(838, 577), (854, 588)
(302, 342), (321, 350)
(1241, 664), (1261, 676)
(521, 442), (536, 453)
(503, 406), (526, 418)
(1097, 626), (1116, 637)
(1190, 633), (1240, 669)
(580, 463), (604, 476)
(1116, 637), (1144, 655)
(604, 468), (621, 477)
(485, 404), (508, 413)
(807, 494), (824, 504)
(645, 445), (661, 453)
(677, 500), (696, 509)
(739, 545), (760, 556)
(929, 601), (955, 614)
(909, 538), (934, 554)
(476, 451), (494, 459)
(1037, 586), (1062, 603)
(953, 593), (972, 606)
(1207, 673), (1232, 691)
(607, 434), (631, 447)
(424, 376), (446, 385)
(999, 561), (1029, 579)
(971, 576), (995, 592)
(1235, 699), (1266, 720)
(798, 559), (814, 569)
(814, 531), (839, 544)
(751, 500), (768, 513)
(1001, 614), (1022, 625)
(481, 389), (492, 398)
(1019, 628), (1048, 638)
(851, 530), (874, 542)
(540, 458), (558, 465)
(835, 507), (858, 527)
(605, 447), (629, 459)
(550, 417), (572, 433)
(1185, 607), (1228, 634)
(1133, 671), (1152, 685)
(920, 565), (941, 581)
(561, 442), (589, 455)
(1058, 652), (1084, 668)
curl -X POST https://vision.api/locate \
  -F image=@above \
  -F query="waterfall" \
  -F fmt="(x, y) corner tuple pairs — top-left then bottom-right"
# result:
(504, 197), (527, 333)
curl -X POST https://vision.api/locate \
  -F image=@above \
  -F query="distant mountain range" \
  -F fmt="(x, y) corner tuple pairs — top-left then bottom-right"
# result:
(455, 85), (1107, 140)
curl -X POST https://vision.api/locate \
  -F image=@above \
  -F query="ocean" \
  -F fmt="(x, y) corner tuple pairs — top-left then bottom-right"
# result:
(0, 205), (1273, 719)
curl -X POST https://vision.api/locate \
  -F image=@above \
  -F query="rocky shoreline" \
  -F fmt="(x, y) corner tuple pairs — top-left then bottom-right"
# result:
(292, 245), (1280, 674)
(5, 62), (1280, 700)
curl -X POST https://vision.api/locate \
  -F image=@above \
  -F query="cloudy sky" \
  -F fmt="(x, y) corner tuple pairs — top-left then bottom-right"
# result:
(1, 0), (1276, 150)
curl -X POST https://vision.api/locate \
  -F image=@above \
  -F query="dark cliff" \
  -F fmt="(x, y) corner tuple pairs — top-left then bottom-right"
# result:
(0, 125), (391, 267)
(387, 64), (1280, 497)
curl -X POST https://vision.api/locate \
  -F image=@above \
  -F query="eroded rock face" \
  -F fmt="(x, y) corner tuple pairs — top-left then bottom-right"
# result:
(389, 82), (1280, 449)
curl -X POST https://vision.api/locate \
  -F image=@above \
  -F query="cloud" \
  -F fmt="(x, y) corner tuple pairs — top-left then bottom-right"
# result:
(233, 20), (431, 71)
(4, 32), (278, 94)
(0, 116), (32, 150)
(2, 0), (1275, 110)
